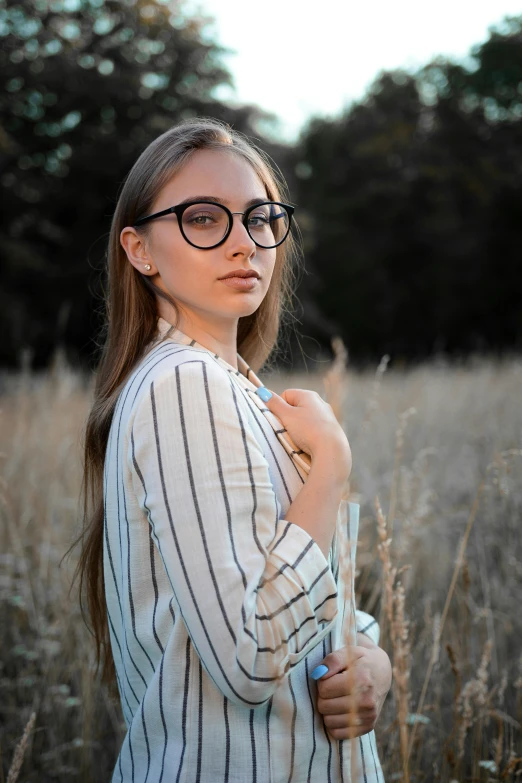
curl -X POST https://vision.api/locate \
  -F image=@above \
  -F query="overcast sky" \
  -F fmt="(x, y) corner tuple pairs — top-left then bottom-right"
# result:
(190, 0), (522, 142)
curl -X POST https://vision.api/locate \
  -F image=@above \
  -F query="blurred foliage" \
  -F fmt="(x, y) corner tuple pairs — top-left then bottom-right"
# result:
(0, 0), (280, 367)
(1, 5), (522, 367)
(294, 16), (522, 364)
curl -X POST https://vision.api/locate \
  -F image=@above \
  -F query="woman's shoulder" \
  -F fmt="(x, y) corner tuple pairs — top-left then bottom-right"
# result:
(119, 338), (237, 426)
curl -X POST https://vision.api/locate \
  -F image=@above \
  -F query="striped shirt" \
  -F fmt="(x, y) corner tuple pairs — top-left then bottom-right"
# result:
(103, 315), (384, 782)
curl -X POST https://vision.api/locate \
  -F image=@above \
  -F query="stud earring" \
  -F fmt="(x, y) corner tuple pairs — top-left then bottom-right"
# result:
(144, 264), (151, 271)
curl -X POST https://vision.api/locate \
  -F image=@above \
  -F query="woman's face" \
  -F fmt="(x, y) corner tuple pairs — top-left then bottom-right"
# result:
(121, 147), (277, 328)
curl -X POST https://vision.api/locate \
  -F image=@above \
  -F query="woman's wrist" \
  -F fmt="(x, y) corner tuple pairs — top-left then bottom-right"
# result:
(309, 440), (352, 487)
(285, 457), (347, 558)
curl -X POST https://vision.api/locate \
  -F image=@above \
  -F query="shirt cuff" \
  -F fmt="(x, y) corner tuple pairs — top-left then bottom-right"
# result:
(355, 609), (380, 646)
(256, 518), (339, 670)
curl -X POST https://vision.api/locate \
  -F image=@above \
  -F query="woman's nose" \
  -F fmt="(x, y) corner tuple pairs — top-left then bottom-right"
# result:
(227, 213), (256, 253)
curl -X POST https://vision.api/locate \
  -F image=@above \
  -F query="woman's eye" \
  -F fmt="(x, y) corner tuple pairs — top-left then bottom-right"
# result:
(188, 213), (215, 225)
(248, 214), (269, 226)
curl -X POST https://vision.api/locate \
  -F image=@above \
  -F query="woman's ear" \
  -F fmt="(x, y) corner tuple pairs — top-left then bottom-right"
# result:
(120, 226), (156, 275)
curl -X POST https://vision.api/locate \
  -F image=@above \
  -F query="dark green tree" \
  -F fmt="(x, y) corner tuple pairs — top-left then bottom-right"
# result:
(294, 16), (522, 364)
(0, 0), (276, 367)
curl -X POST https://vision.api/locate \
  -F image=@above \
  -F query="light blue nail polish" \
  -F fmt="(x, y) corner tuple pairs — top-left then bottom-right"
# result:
(310, 664), (329, 680)
(256, 386), (272, 402)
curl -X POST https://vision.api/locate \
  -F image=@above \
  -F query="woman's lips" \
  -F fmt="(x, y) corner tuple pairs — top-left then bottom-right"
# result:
(219, 276), (259, 290)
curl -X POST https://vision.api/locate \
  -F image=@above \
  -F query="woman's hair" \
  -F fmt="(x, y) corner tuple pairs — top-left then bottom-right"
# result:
(73, 117), (301, 690)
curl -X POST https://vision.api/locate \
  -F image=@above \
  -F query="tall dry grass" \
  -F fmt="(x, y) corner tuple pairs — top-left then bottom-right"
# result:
(1, 348), (521, 781)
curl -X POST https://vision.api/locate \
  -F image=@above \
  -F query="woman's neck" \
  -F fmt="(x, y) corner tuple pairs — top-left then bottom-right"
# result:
(158, 303), (239, 370)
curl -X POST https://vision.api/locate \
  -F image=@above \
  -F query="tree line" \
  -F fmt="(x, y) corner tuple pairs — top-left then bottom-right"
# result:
(1, 1), (521, 368)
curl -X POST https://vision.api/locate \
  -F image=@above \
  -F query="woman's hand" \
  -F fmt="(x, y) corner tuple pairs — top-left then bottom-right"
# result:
(262, 388), (352, 481)
(313, 637), (392, 740)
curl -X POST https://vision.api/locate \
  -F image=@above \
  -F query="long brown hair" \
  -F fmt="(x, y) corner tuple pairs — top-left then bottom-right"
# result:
(73, 117), (301, 691)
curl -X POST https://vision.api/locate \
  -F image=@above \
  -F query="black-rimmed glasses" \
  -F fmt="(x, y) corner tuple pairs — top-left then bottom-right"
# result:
(133, 200), (295, 250)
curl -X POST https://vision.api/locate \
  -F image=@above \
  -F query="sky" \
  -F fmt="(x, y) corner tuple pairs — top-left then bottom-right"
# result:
(189, 0), (522, 142)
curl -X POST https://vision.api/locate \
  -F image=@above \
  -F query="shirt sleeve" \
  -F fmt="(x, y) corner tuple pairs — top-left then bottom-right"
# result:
(128, 357), (339, 708)
(355, 609), (380, 646)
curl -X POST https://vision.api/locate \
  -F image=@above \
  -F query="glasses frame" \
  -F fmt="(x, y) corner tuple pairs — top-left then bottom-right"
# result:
(133, 200), (295, 250)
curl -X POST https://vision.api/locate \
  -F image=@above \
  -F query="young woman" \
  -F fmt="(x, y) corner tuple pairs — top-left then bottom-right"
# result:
(78, 117), (392, 782)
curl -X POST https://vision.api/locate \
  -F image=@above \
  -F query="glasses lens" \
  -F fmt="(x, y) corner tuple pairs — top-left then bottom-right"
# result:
(247, 203), (290, 248)
(181, 203), (230, 248)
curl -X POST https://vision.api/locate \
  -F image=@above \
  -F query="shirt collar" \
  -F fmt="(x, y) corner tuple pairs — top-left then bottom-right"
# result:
(156, 316), (262, 384)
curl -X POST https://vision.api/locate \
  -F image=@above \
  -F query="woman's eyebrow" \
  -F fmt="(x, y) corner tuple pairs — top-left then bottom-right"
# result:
(177, 195), (269, 208)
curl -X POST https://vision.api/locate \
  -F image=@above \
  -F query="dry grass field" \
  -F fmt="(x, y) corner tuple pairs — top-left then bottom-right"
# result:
(1, 349), (521, 782)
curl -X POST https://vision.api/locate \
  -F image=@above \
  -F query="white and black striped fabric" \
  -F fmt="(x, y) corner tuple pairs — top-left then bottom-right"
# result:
(103, 316), (384, 782)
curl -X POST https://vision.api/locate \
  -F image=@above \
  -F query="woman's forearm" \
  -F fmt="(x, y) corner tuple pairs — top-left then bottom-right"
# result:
(284, 450), (347, 559)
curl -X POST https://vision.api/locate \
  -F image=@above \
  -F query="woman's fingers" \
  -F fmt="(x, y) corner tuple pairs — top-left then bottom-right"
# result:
(315, 645), (363, 682)
(323, 712), (373, 730)
(322, 707), (376, 739)
(317, 693), (378, 721)
(317, 667), (374, 703)
(325, 720), (375, 741)
(315, 653), (381, 740)
(317, 695), (351, 716)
